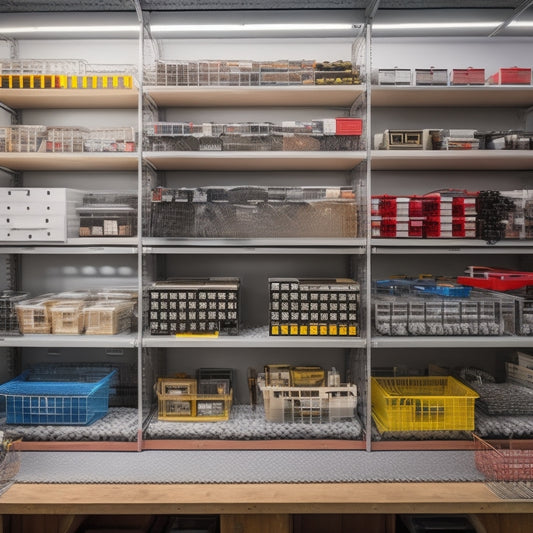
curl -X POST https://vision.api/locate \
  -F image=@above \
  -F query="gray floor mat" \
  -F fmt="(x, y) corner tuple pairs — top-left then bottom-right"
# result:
(0, 408), (138, 442)
(145, 405), (363, 440)
(14, 449), (485, 484)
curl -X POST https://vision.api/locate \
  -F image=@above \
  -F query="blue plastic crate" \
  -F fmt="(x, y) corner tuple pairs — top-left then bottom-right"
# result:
(0, 368), (116, 425)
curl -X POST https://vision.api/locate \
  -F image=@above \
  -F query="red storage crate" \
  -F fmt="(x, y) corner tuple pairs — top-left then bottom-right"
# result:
(335, 118), (362, 136)
(451, 68), (485, 85)
(488, 67), (531, 85)
(371, 195), (397, 217)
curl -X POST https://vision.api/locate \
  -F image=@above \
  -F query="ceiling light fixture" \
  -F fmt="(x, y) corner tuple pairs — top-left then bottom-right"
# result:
(508, 20), (533, 26)
(150, 23), (356, 33)
(372, 22), (502, 30)
(0, 25), (139, 34)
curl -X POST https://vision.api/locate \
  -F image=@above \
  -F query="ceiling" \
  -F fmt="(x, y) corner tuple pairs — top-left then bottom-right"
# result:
(0, 0), (530, 12)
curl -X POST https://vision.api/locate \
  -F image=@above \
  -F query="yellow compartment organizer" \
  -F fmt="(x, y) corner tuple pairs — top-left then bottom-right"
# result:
(156, 378), (232, 422)
(371, 376), (479, 432)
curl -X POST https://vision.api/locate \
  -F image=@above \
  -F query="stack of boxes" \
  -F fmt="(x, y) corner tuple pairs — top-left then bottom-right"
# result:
(371, 192), (477, 239)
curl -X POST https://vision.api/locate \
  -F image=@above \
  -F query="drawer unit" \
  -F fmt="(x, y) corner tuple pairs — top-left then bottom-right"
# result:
(487, 67), (532, 85)
(0, 188), (84, 242)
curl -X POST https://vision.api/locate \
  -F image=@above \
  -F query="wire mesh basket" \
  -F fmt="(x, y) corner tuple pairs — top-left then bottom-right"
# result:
(474, 434), (533, 481)
(371, 376), (479, 432)
(0, 291), (29, 336)
(0, 368), (117, 425)
(0, 125), (47, 152)
(45, 126), (88, 153)
(150, 185), (357, 239)
(83, 127), (136, 152)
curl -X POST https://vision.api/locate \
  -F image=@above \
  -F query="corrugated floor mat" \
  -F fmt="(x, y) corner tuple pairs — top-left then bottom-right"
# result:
(14, 449), (485, 484)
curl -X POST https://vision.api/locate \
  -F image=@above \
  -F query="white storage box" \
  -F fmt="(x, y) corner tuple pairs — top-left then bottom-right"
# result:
(0, 188), (84, 242)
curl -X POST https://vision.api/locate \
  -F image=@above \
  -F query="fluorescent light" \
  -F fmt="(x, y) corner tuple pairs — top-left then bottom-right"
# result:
(0, 25), (139, 34)
(373, 22), (501, 30)
(508, 20), (533, 27)
(150, 23), (355, 33)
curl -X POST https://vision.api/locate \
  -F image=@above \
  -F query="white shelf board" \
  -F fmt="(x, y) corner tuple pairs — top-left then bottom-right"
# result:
(372, 336), (533, 348)
(371, 239), (533, 254)
(0, 238), (139, 254)
(145, 85), (364, 108)
(144, 151), (366, 171)
(0, 88), (138, 109)
(0, 333), (137, 348)
(143, 238), (365, 254)
(143, 328), (364, 349)
(0, 152), (138, 171)
(371, 85), (533, 108)
(371, 150), (533, 171)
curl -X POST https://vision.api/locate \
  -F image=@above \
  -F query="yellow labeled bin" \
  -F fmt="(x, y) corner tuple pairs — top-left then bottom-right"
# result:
(371, 376), (479, 432)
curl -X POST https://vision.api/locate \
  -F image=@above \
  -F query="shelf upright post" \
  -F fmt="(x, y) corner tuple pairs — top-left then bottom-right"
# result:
(364, 20), (373, 452)
(134, 0), (145, 452)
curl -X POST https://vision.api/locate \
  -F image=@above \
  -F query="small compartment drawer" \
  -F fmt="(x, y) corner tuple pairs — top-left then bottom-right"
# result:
(0, 228), (67, 241)
(0, 187), (72, 203)
(0, 215), (65, 229)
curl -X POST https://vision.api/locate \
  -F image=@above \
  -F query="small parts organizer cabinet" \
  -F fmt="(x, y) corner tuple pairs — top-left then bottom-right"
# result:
(0, 188), (84, 242)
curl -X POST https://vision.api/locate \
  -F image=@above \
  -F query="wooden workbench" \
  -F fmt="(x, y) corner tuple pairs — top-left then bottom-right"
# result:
(0, 482), (532, 533)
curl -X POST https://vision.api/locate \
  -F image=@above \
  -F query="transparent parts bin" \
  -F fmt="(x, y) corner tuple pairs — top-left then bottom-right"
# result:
(145, 59), (360, 87)
(77, 191), (137, 237)
(0, 368), (117, 425)
(373, 289), (516, 336)
(260, 384), (358, 424)
(0, 291), (29, 335)
(371, 376), (479, 432)
(150, 186), (357, 239)
(144, 119), (363, 152)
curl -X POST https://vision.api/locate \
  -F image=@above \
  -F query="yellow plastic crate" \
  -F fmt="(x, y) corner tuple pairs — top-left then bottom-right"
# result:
(371, 376), (479, 432)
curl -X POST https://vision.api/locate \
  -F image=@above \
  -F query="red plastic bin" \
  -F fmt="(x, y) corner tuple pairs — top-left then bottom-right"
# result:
(488, 67), (531, 85)
(335, 118), (362, 136)
(451, 68), (485, 85)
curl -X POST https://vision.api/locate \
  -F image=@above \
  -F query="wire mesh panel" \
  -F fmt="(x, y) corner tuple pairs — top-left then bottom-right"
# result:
(150, 186), (357, 238)
(144, 119), (363, 152)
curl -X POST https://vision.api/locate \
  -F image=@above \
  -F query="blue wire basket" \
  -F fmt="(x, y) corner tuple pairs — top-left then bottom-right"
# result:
(0, 368), (117, 425)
